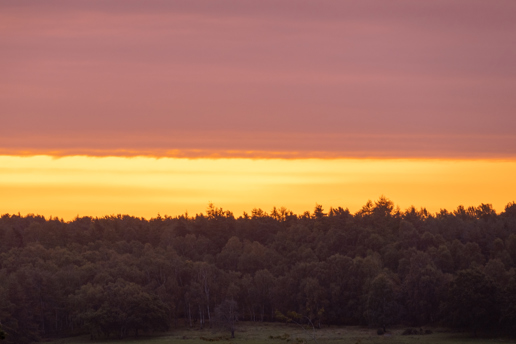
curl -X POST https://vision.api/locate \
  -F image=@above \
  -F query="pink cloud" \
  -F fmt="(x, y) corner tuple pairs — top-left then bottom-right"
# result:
(1, 0), (515, 157)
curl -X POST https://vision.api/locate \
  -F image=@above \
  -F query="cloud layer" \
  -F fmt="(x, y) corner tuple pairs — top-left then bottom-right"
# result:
(2, 0), (515, 157)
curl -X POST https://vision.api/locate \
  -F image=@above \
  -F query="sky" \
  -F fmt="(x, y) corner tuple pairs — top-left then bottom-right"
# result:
(2, 156), (516, 219)
(1, 1), (515, 219)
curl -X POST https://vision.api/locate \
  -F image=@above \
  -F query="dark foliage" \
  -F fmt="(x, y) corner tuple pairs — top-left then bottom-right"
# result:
(0, 198), (515, 342)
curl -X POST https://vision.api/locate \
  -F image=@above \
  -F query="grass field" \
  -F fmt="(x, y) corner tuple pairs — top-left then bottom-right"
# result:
(44, 322), (514, 344)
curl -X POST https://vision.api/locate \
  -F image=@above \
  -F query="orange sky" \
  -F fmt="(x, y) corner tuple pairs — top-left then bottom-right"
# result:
(1, 2), (515, 219)
(1, 155), (515, 220)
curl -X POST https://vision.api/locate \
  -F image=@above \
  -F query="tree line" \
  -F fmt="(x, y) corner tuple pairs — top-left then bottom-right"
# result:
(1, 197), (516, 342)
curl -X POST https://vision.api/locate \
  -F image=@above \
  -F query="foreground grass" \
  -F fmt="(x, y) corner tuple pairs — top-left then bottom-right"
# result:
(44, 322), (514, 344)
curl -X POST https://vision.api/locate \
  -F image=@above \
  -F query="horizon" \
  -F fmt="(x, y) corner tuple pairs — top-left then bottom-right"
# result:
(2, 155), (515, 221)
(5, 197), (516, 223)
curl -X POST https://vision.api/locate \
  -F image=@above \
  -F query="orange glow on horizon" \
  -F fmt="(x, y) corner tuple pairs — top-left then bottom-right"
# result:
(1, 155), (515, 221)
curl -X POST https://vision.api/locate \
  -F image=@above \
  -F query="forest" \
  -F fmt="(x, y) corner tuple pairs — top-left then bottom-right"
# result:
(1, 197), (516, 343)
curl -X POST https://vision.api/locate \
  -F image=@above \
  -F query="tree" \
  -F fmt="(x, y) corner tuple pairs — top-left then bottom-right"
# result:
(214, 299), (238, 338)
(500, 277), (516, 336)
(253, 269), (276, 321)
(70, 280), (169, 339)
(312, 204), (326, 220)
(300, 277), (327, 328)
(217, 236), (243, 271)
(365, 273), (400, 332)
(402, 252), (447, 325)
(445, 269), (499, 335)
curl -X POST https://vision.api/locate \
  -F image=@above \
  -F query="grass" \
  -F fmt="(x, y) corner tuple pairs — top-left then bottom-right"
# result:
(43, 322), (515, 344)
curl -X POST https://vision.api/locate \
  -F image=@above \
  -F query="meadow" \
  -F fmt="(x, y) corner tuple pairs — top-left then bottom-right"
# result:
(44, 322), (514, 344)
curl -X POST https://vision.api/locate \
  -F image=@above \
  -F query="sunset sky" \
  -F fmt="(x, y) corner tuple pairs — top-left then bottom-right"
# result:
(1, 1), (515, 219)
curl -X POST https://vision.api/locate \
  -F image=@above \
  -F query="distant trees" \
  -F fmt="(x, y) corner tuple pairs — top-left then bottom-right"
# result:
(71, 280), (169, 339)
(0, 198), (515, 341)
(500, 277), (516, 336)
(402, 252), (447, 325)
(444, 269), (500, 336)
(365, 274), (400, 332)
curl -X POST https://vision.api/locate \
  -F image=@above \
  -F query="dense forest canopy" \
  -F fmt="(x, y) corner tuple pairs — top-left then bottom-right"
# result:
(1, 197), (516, 343)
